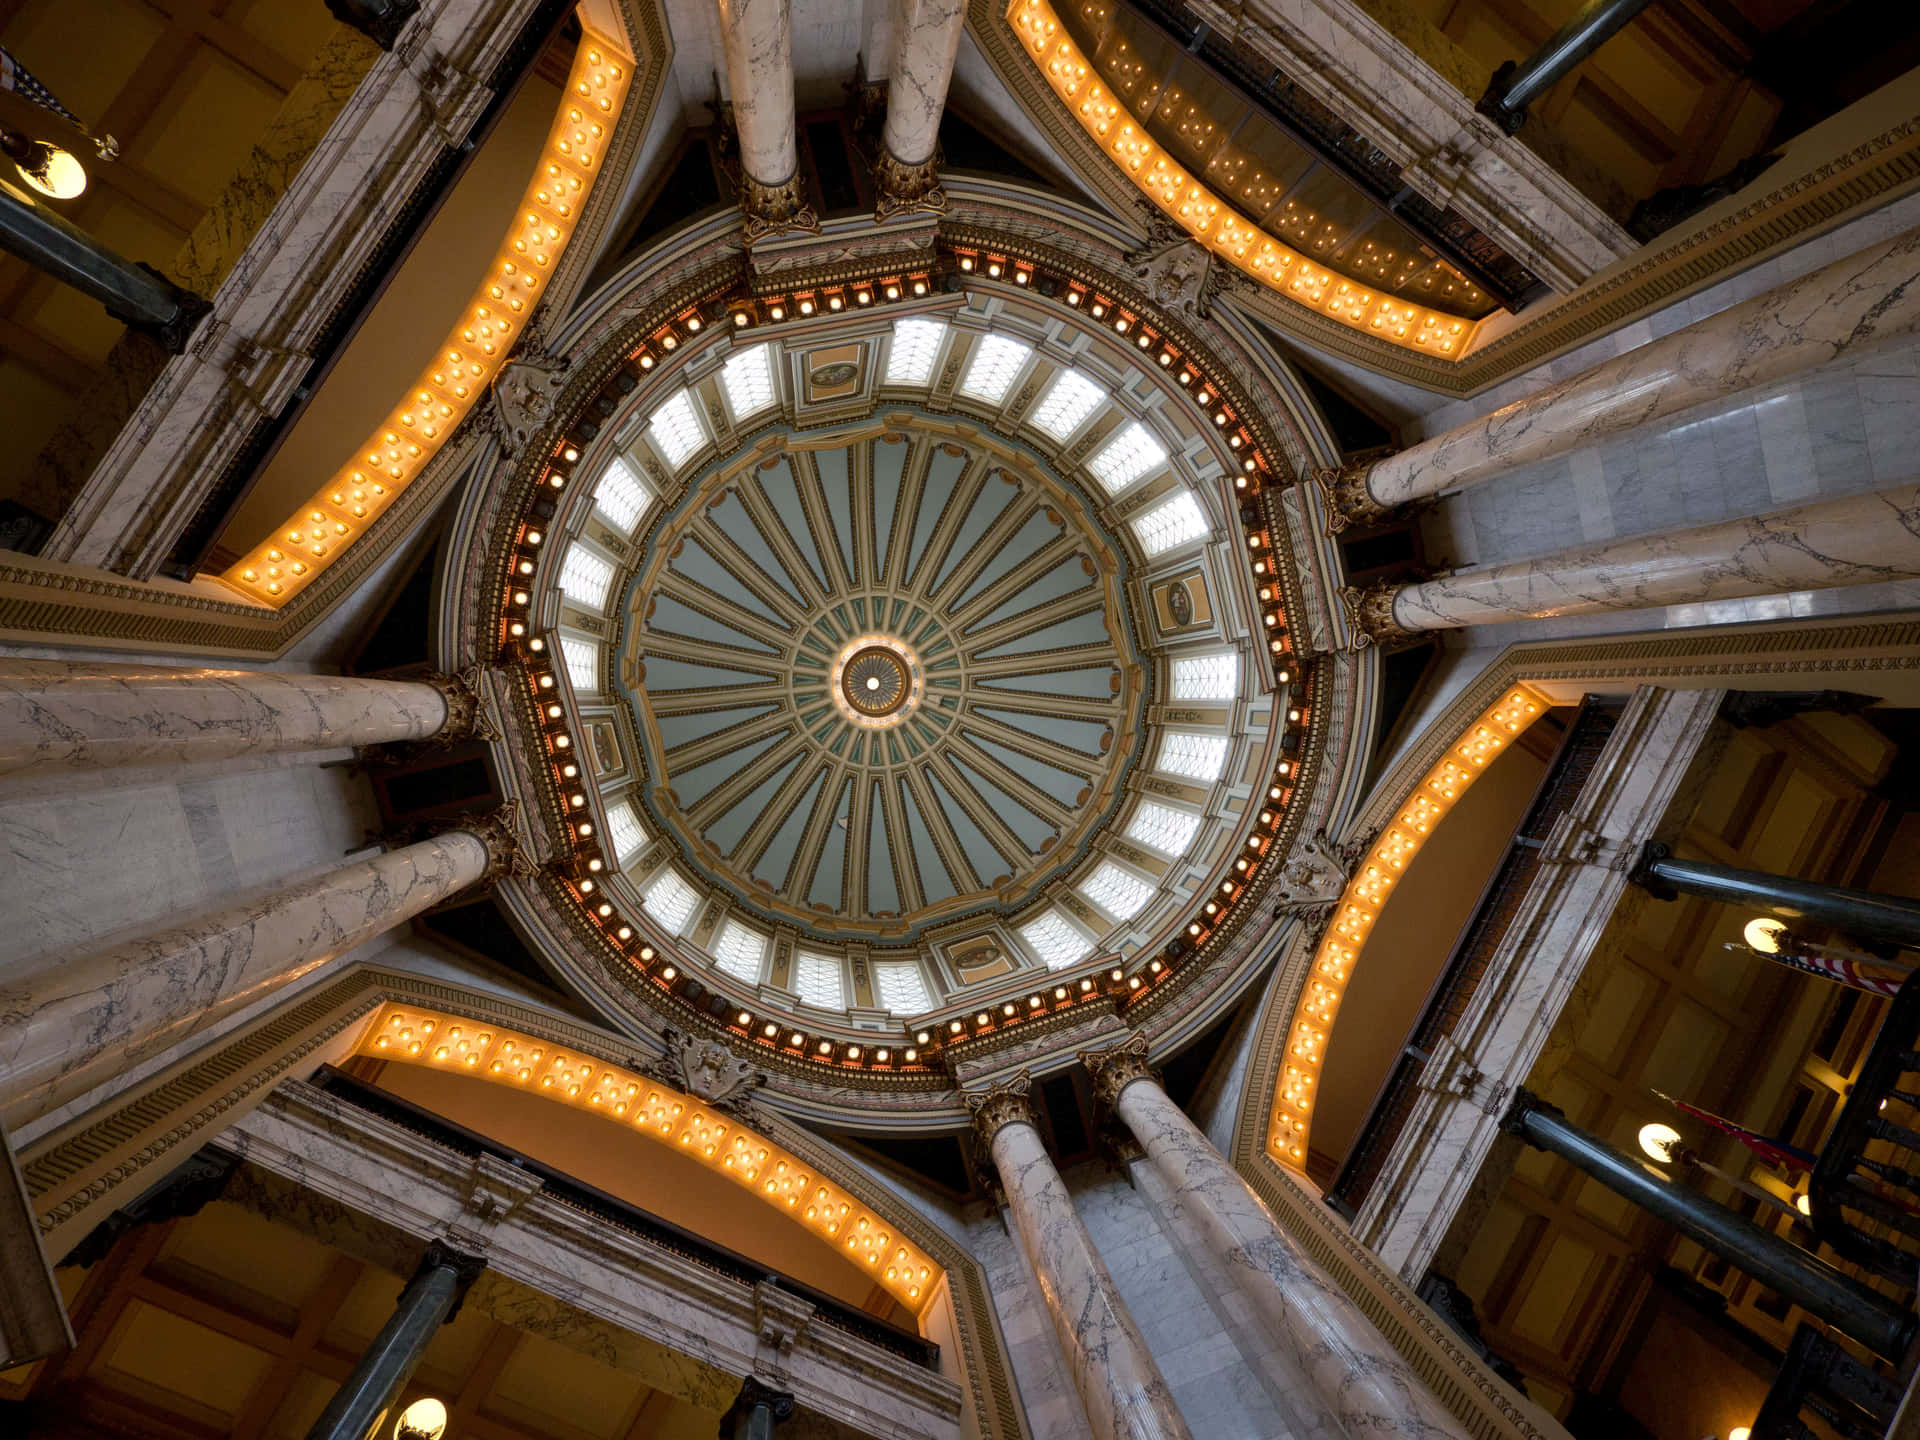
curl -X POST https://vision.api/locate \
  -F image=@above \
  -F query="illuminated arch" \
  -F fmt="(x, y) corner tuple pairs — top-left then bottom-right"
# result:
(356, 1003), (942, 1312)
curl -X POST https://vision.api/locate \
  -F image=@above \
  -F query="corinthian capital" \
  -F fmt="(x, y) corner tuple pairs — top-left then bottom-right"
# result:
(423, 667), (498, 744)
(965, 1072), (1036, 1147)
(1079, 1031), (1157, 1110)
(1311, 463), (1395, 533)
(874, 151), (947, 221)
(741, 173), (820, 242)
(1336, 584), (1414, 650)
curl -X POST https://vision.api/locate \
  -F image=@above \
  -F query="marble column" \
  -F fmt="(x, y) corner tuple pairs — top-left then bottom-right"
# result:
(966, 1075), (1194, 1440)
(714, 0), (815, 236)
(0, 661), (482, 781)
(0, 815), (514, 1127)
(875, 0), (966, 216)
(1338, 223), (1920, 520)
(1345, 481), (1920, 642)
(1085, 1035), (1474, 1440)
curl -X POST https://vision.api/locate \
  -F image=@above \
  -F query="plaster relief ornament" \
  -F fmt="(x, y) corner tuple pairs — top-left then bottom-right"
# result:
(1270, 829), (1366, 921)
(1128, 236), (1217, 318)
(656, 1028), (766, 1115)
(491, 353), (570, 457)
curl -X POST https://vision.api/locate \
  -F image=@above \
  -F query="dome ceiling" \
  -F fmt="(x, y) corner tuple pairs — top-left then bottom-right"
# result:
(624, 420), (1145, 941)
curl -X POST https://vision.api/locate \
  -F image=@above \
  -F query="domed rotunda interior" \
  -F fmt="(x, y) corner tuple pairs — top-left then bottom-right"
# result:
(1, 2), (1919, 1439)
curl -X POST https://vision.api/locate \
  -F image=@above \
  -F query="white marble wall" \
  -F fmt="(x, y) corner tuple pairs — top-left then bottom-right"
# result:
(0, 760), (377, 971)
(1401, 192), (1920, 648)
(1070, 1160), (1312, 1440)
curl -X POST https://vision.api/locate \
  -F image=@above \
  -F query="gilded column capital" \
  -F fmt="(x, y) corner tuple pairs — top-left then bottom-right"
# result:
(423, 667), (499, 745)
(456, 801), (533, 888)
(1310, 463), (1394, 534)
(965, 1071), (1037, 1148)
(874, 150), (947, 221)
(1336, 583), (1414, 650)
(1079, 1031), (1158, 1111)
(741, 173), (820, 242)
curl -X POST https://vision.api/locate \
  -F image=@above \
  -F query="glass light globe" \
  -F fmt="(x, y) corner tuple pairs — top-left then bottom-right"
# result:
(1730, 1428), (1752, 1440)
(1638, 1122), (1682, 1161)
(1743, 917), (1788, 954)
(15, 140), (85, 199)
(395, 1397), (448, 1440)
(1795, 1193), (1812, 1217)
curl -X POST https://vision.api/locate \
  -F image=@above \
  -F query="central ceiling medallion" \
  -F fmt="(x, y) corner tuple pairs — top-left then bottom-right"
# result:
(833, 635), (921, 727)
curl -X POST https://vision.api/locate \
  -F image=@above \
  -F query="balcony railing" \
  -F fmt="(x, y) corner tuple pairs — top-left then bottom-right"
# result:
(1752, 1323), (1901, 1439)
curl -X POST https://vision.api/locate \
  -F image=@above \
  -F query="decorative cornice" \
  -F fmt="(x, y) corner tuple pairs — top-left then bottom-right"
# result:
(964, 1072), (1037, 1148)
(1079, 1030), (1156, 1111)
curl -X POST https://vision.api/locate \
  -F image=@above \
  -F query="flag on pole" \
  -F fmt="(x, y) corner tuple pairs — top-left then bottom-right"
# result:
(0, 47), (117, 159)
(1652, 1090), (1817, 1173)
(1728, 940), (1908, 997)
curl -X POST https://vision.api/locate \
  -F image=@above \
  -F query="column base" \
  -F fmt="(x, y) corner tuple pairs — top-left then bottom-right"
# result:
(1311, 463), (1396, 533)
(873, 152), (947, 221)
(1337, 584), (1415, 649)
(740, 174), (819, 243)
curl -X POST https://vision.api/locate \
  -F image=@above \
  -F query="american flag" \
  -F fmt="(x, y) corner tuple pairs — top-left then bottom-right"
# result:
(0, 47), (115, 158)
(0, 47), (85, 131)
(1653, 1090), (1817, 1173)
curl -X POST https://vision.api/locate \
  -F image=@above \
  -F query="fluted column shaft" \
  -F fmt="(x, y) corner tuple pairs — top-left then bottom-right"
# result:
(0, 830), (492, 1126)
(0, 661), (454, 779)
(970, 1079), (1194, 1440)
(881, 0), (967, 168)
(1092, 1042), (1472, 1439)
(1385, 481), (1920, 633)
(715, 0), (798, 192)
(1365, 223), (1920, 510)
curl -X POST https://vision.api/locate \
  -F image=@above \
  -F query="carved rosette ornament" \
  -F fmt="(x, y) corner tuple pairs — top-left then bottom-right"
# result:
(874, 150), (947, 220)
(1311, 463), (1394, 533)
(741, 173), (820, 241)
(965, 1071), (1037, 1147)
(424, 667), (498, 745)
(1336, 583), (1414, 649)
(1079, 1031), (1157, 1111)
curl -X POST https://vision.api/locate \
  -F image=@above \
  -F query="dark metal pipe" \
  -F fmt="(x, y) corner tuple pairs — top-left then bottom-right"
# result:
(1635, 842), (1920, 953)
(305, 1241), (483, 1440)
(1477, 0), (1656, 133)
(722, 1376), (795, 1440)
(1502, 1090), (1915, 1360)
(0, 182), (208, 353)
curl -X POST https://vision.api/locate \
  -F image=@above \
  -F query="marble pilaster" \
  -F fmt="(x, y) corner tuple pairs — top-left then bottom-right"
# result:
(1352, 687), (1723, 1281)
(715, 0), (815, 236)
(0, 828), (495, 1128)
(1363, 222), (1920, 511)
(0, 661), (461, 780)
(876, 0), (967, 215)
(1086, 1037), (1472, 1440)
(968, 1075), (1194, 1440)
(1378, 482), (1920, 634)
(40, 0), (542, 578)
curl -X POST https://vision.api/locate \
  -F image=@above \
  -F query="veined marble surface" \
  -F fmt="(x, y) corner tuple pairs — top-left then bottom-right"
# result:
(0, 661), (446, 778)
(1370, 222), (1920, 508)
(992, 1119), (1196, 1440)
(1114, 1078), (1472, 1440)
(1395, 481), (1920, 630)
(0, 831), (486, 1128)
(883, 0), (968, 167)
(716, 0), (800, 186)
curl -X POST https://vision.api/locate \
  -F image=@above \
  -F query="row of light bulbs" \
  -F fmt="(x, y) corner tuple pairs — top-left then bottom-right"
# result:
(360, 1007), (940, 1307)
(1269, 686), (1548, 1166)
(1010, 0), (1479, 359)
(222, 33), (631, 607)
